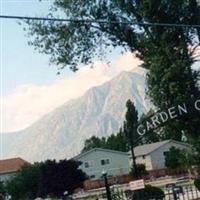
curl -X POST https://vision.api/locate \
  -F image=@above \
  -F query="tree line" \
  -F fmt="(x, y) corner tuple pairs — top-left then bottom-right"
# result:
(81, 100), (180, 154)
(1, 159), (87, 200)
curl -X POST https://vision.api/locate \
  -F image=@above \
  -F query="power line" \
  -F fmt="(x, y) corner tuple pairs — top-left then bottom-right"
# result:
(0, 15), (200, 28)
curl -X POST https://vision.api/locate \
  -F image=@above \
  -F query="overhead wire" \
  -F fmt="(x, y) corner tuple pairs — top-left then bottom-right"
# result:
(0, 15), (200, 28)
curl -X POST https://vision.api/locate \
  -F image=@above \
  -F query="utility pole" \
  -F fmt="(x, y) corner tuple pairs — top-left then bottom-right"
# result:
(130, 143), (138, 179)
(102, 170), (112, 200)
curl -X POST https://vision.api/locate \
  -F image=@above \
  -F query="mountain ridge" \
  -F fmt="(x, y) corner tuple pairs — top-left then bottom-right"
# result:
(2, 68), (150, 162)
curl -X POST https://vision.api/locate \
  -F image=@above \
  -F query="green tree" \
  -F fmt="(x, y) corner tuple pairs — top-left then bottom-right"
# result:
(82, 129), (129, 153)
(25, 0), (200, 177)
(6, 163), (41, 200)
(165, 146), (183, 169)
(132, 185), (165, 200)
(139, 109), (162, 143)
(38, 159), (87, 198)
(179, 149), (194, 179)
(106, 129), (129, 152)
(131, 164), (148, 178)
(6, 160), (87, 200)
(123, 99), (139, 178)
(194, 178), (200, 191)
(193, 137), (200, 189)
(164, 146), (193, 170)
(0, 181), (6, 200)
(24, 1), (200, 72)
(82, 136), (106, 152)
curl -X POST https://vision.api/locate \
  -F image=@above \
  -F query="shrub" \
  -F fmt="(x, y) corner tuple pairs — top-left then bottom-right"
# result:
(132, 185), (164, 200)
(194, 178), (200, 191)
(0, 181), (6, 200)
(131, 164), (148, 177)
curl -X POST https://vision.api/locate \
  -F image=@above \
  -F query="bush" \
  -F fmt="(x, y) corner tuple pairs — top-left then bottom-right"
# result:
(131, 164), (148, 177)
(194, 178), (200, 191)
(0, 181), (6, 200)
(6, 160), (87, 200)
(132, 185), (164, 200)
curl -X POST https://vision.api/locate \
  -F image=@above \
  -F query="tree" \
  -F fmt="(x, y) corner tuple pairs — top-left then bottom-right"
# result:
(82, 129), (129, 153)
(123, 99), (140, 178)
(37, 159), (87, 198)
(179, 149), (194, 179)
(0, 182), (6, 200)
(6, 163), (41, 200)
(25, 0), (200, 177)
(6, 160), (87, 200)
(132, 185), (165, 200)
(194, 178), (200, 191)
(139, 109), (162, 143)
(82, 136), (106, 152)
(24, 1), (200, 71)
(131, 164), (148, 178)
(164, 146), (193, 171)
(106, 128), (129, 152)
(165, 146), (183, 169)
(193, 137), (200, 189)
(24, 0), (200, 141)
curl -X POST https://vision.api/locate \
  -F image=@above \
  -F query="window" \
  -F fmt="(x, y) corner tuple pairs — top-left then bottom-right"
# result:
(101, 158), (110, 165)
(84, 162), (89, 168)
(90, 175), (95, 179)
(163, 151), (167, 156)
(84, 160), (93, 168)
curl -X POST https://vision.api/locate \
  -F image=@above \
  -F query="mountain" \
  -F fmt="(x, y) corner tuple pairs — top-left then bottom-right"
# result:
(2, 68), (150, 162)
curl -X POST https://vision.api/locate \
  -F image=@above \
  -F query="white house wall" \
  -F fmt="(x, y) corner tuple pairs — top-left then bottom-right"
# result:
(76, 150), (130, 179)
(0, 172), (16, 182)
(149, 141), (189, 170)
(135, 155), (153, 170)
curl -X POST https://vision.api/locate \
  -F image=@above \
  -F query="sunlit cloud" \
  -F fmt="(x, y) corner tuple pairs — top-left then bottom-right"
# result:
(1, 52), (143, 132)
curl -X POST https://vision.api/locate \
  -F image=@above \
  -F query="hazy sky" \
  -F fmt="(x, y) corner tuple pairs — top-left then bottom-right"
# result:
(2, 1), (198, 133)
(0, 0), (142, 132)
(1, 0), (64, 96)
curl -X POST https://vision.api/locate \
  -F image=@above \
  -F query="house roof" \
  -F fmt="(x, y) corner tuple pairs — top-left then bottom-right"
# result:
(134, 140), (190, 157)
(73, 148), (129, 160)
(0, 157), (28, 174)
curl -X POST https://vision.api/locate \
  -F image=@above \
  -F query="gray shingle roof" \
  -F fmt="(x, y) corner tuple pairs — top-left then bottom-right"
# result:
(73, 148), (129, 160)
(134, 140), (171, 157)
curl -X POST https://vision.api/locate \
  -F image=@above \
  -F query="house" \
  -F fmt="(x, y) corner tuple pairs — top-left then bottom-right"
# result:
(0, 157), (28, 182)
(73, 148), (130, 179)
(134, 140), (190, 170)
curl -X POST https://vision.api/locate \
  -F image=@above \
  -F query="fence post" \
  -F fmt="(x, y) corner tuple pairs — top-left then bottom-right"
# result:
(172, 188), (178, 200)
(190, 186), (194, 200)
(182, 187), (186, 200)
(195, 186), (199, 199)
(185, 187), (190, 200)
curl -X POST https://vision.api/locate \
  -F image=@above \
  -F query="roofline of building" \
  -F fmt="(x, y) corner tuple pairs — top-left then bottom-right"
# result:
(73, 148), (129, 160)
(149, 139), (191, 156)
(73, 140), (190, 160)
(0, 157), (29, 174)
(0, 170), (18, 175)
(0, 157), (29, 163)
(134, 139), (191, 157)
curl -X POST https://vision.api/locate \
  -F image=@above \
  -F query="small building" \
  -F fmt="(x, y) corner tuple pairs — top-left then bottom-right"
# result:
(0, 157), (28, 182)
(73, 148), (130, 179)
(134, 140), (190, 170)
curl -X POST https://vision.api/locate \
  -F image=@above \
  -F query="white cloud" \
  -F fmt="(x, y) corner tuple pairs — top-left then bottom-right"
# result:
(1, 52), (142, 132)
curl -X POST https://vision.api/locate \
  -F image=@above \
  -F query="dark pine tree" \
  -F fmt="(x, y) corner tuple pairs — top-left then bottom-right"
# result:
(123, 99), (140, 178)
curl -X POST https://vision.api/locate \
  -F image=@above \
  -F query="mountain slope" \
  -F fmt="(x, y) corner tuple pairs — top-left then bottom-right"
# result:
(2, 68), (150, 162)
